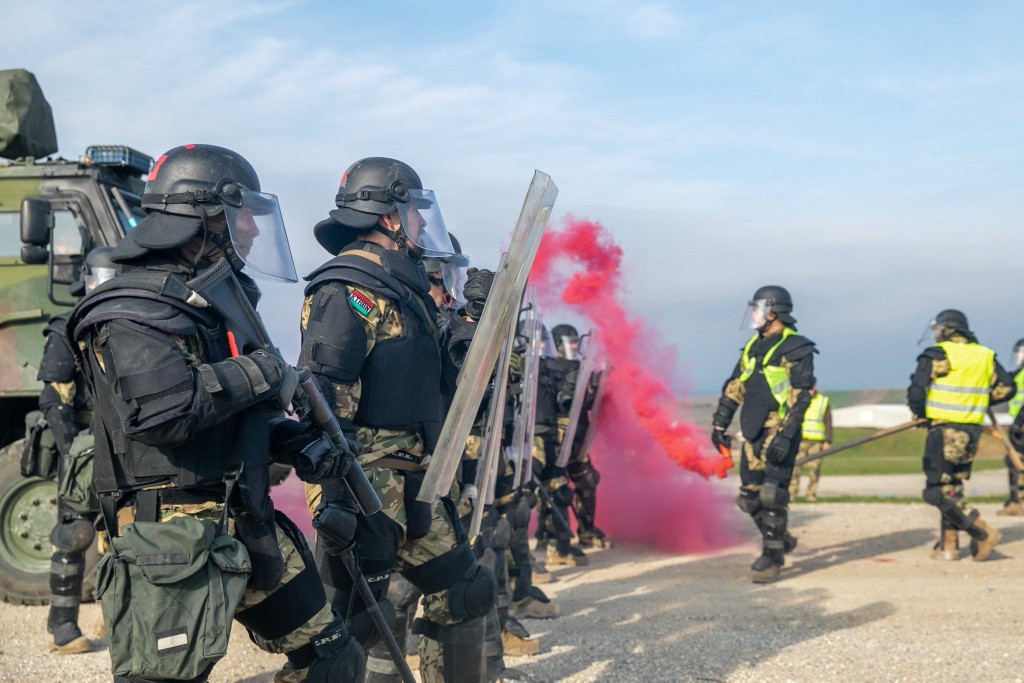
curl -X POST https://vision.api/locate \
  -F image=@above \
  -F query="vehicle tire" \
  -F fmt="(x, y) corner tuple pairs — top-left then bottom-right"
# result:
(0, 439), (98, 605)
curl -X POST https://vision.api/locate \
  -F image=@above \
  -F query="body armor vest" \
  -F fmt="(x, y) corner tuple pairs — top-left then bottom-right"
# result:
(68, 269), (239, 496)
(301, 244), (443, 450)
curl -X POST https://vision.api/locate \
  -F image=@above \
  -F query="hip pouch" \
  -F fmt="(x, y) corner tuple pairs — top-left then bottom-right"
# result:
(58, 431), (99, 515)
(96, 514), (252, 680)
(21, 410), (58, 479)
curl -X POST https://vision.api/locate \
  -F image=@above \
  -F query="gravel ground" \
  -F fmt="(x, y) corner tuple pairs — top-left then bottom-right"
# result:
(3, 499), (1024, 682)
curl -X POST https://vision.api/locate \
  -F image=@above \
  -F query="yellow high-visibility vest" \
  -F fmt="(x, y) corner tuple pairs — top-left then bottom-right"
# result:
(739, 327), (795, 417)
(801, 393), (829, 441)
(925, 341), (994, 425)
(1009, 368), (1024, 418)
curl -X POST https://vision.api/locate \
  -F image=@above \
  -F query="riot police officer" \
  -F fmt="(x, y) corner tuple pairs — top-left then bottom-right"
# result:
(68, 144), (363, 682)
(300, 157), (496, 683)
(711, 285), (815, 583)
(909, 310), (1014, 560)
(40, 247), (115, 654)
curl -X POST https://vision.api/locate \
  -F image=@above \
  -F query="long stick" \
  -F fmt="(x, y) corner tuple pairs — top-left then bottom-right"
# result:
(794, 418), (927, 466)
(986, 408), (1024, 473)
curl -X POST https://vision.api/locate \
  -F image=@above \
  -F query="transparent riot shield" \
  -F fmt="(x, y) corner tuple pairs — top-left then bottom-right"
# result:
(418, 171), (558, 503)
(468, 318), (518, 538)
(577, 361), (610, 464)
(556, 331), (597, 468)
(513, 300), (543, 489)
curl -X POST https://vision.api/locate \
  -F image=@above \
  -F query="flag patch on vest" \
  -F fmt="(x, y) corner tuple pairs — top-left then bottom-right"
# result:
(347, 289), (377, 318)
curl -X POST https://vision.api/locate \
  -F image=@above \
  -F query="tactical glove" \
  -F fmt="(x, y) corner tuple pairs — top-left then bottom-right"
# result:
(711, 427), (732, 453)
(764, 433), (794, 464)
(247, 350), (299, 409)
(462, 268), (495, 321)
(313, 499), (358, 556)
(294, 432), (362, 483)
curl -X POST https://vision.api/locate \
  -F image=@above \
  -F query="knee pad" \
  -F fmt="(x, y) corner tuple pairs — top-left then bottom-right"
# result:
(412, 616), (486, 683)
(510, 497), (531, 529)
(759, 481), (789, 510)
(736, 493), (762, 516)
(922, 487), (945, 508)
(448, 564), (497, 620)
(568, 461), (600, 489)
(235, 512), (327, 642)
(50, 517), (95, 554)
(552, 484), (575, 508)
(302, 617), (367, 683)
(487, 517), (511, 550)
(402, 541), (476, 596)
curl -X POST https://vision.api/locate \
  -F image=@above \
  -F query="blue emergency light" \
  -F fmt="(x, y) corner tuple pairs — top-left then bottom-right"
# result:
(85, 145), (154, 175)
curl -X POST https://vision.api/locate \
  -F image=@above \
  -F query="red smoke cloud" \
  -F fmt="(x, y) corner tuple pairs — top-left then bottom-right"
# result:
(530, 217), (739, 553)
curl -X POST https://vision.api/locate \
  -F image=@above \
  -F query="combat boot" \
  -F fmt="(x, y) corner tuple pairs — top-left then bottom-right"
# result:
(970, 518), (1002, 561)
(750, 551), (783, 584)
(930, 529), (959, 561)
(501, 629), (540, 656)
(546, 544), (588, 567)
(578, 527), (612, 549)
(511, 586), (559, 619)
(49, 622), (94, 654)
(996, 501), (1024, 516)
(530, 555), (551, 584)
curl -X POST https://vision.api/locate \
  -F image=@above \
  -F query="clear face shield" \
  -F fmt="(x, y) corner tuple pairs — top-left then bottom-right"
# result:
(558, 335), (581, 360)
(741, 299), (770, 330)
(84, 266), (116, 293)
(441, 253), (470, 308)
(397, 189), (455, 258)
(917, 319), (942, 346)
(223, 188), (298, 283)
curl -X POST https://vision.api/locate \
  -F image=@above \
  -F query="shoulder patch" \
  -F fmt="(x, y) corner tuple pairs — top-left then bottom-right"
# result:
(347, 288), (378, 319)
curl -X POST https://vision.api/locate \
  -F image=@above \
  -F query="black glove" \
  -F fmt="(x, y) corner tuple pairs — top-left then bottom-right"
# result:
(313, 499), (358, 556)
(764, 433), (794, 464)
(462, 268), (495, 321)
(269, 416), (314, 462)
(294, 433), (362, 483)
(711, 427), (732, 452)
(247, 350), (299, 409)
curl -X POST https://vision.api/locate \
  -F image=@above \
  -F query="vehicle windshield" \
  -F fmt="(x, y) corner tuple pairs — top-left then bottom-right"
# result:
(0, 211), (19, 256)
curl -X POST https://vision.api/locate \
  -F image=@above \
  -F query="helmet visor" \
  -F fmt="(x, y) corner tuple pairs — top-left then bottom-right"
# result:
(398, 189), (455, 258)
(741, 300), (770, 330)
(223, 189), (298, 283)
(558, 335), (581, 360)
(84, 266), (117, 293)
(918, 319), (942, 346)
(441, 253), (470, 308)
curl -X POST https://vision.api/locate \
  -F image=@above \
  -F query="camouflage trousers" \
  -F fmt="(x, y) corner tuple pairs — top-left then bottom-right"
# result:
(306, 468), (470, 683)
(113, 502), (333, 683)
(788, 440), (825, 500)
(923, 424), (981, 524)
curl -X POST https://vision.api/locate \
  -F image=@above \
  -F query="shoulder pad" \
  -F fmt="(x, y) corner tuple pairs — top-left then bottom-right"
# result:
(72, 295), (198, 343)
(304, 254), (402, 301)
(919, 346), (947, 362)
(43, 312), (71, 339)
(778, 335), (816, 360)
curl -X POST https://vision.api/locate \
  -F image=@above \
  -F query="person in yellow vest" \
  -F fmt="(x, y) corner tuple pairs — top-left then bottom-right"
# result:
(997, 339), (1024, 516)
(711, 285), (817, 583)
(788, 388), (832, 502)
(907, 309), (1015, 561)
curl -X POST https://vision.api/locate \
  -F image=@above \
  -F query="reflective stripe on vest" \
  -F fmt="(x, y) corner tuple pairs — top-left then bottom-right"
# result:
(801, 393), (829, 441)
(925, 341), (994, 425)
(739, 327), (795, 417)
(1010, 368), (1024, 418)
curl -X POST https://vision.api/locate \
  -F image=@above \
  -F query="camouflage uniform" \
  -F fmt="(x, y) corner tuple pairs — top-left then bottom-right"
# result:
(301, 242), (494, 683)
(908, 332), (1014, 560)
(788, 441), (825, 501)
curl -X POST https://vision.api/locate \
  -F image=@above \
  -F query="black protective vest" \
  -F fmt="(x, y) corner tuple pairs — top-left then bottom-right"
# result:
(300, 245), (444, 450)
(536, 356), (574, 428)
(67, 269), (242, 496)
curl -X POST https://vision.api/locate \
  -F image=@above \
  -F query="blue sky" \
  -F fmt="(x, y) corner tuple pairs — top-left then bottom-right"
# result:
(3, 1), (1022, 394)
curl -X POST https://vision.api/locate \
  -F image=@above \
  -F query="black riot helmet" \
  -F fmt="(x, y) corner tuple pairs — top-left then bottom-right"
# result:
(920, 308), (976, 345)
(68, 246), (117, 297)
(314, 157), (455, 258)
(742, 285), (796, 330)
(552, 323), (581, 360)
(112, 144), (297, 282)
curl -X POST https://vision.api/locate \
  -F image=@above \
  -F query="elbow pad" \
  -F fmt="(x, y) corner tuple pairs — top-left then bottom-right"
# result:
(713, 396), (739, 429)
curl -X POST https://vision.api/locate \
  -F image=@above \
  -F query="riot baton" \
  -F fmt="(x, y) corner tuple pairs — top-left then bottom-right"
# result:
(794, 418), (928, 466)
(313, 518), (416, 683)
(985, 408), (1024, 473)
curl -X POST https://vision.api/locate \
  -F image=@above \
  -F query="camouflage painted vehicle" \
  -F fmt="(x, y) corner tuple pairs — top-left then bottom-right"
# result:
(0, 69), (150, 603)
